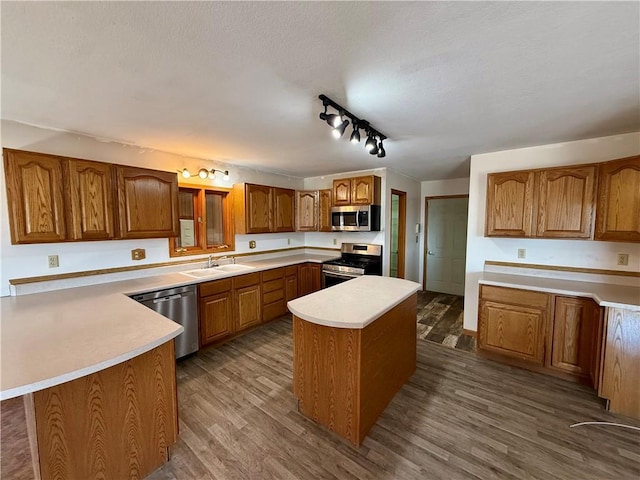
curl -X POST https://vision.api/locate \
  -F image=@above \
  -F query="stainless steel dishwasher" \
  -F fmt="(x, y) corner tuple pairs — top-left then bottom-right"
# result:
(132, 285), (198, 359)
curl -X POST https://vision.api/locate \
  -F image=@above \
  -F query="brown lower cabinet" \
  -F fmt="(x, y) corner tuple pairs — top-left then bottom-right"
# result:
(199, 279), (233, 345)
(298, 262), (322, 297)
(478, 285), (601, 385)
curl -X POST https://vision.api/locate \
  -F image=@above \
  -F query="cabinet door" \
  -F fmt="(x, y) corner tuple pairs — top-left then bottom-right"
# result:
(310, 264), (322, 293)
(485, 171), (535, 237)
(333, 179), (351, 206)
(318, 189), (333, 232)
(67, 159), (115, 240)
(245, 184), (272, 233)
(272, 187), (295, 232)
(200, 291), (233, 346)
(296, 191), (318, 231)
(115, 166), (178, 239)
(285, 274), (298, 302)
(4, 150), (67, 243)
(536, 166), (596, 238)
(351, 176), (377, 205)
(298, 263), (312, 297)
(595, 156), (640, 242)
(235, 284), (262, 331)
(551, 296), (598, 377)
(478, 300), (546, 365)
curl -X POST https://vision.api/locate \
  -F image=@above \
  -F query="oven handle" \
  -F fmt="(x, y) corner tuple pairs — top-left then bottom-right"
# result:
(323, 271), (362, 279)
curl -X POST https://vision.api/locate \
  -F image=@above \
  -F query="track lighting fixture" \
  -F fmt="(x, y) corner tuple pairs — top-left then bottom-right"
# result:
(318, 94), (387, 157)
(178, 168), (230, 181)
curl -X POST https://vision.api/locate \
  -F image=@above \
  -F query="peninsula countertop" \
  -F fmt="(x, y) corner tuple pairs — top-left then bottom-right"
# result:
(1, 252), (339, 400)
(287, 276), (422, 329)
(479, 272), (640, 310)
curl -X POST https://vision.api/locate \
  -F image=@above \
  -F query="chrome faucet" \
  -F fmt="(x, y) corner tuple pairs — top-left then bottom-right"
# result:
(206, 255), (217, 268)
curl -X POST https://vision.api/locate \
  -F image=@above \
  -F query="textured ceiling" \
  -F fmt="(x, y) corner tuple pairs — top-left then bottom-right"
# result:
(2, 2), (639, 180)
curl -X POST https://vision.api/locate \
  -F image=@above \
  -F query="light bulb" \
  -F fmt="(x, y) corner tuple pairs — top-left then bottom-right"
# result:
(181, 168), (191, 178)
(365, 135), (377, 152)
(208, 170), (215, 179)
(332, 128), (341, 139)
(198, 168), (209, 179)
(223, 172), (230, 181)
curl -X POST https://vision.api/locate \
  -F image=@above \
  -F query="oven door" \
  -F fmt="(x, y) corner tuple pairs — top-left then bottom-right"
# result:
(322, 270), (361, 288)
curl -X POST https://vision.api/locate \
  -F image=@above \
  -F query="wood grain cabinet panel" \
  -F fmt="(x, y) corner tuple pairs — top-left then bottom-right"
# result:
(235, 284), (261, 331)
(595, 156), (640, 242)
(4, 149), (67, 243)
(551, 296), (599, 377)
(599, 307), (640, 419)
(332, 179), (351, 206)
(273, 187), (295, 232)
(115, 166), (179, 239)
(536, 166), (596, 238)
(298, 263), (322, 297)
(285, 273), (298, 302)
(296, 190), (318, 231)
(351, 176), (381, 205)
(318, 189), (333, 232)
(485, 170), (535, 237)
(200, 290), (233, 346)
(67, 159), (115, 240)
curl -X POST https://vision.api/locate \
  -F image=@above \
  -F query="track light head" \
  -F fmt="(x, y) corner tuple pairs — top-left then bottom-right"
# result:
(198, 168), (209, 179)
(324, 113), (339, 127)
(181, 168), (191, 178)
(377, 140), (386, 158)
(350, 123), (360, 143)
(365, 134), (377, 152)
(332, 119), (349, 138)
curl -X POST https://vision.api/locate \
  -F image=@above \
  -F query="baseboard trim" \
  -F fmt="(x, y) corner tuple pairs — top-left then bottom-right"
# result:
(462, 329), (477, 338)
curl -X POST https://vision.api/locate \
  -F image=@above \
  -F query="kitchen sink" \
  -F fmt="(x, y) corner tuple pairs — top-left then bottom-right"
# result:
(180, 263), (255, 279)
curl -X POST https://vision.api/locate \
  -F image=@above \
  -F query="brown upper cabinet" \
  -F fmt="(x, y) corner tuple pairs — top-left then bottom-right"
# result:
(595, 155), (640, 242)
(486, 164), (597, 239)
(3, 148), (180, 244)
(332, 175), (381, 206)
(232, 183), (295, 234)
(115, 166), (179, 239)
(4, 149), (67, 244)
(67, 159), (115, 241)
(296, 189), (332, 232)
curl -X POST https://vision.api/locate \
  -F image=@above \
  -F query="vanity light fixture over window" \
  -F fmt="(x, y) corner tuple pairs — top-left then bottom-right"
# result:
(179, 168), (230, 181)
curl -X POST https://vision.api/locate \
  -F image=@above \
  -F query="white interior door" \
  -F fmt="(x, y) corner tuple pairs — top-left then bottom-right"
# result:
(426, 197), (468, 295)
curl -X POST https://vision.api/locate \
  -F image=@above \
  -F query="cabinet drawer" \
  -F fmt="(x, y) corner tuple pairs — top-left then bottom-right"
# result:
(262, 267), (285, 282)
(233, 272), (261, 289)
(263, 277), (284, 293)
(263, 288), (284, 304)
(480, 285), (549, 309)
(285, 265), (298, 276)
(263, 300), (287, 322)
(199, 278), (232, 297)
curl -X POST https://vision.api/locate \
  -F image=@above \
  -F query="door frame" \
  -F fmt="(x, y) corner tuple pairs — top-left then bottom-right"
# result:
(391, 189), (407, 279)
(423, 194), (469, 291)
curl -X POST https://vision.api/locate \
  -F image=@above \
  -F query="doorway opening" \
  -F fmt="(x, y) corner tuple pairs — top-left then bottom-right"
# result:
(390, 190), (406, 278)
(418, 195), (474, 352)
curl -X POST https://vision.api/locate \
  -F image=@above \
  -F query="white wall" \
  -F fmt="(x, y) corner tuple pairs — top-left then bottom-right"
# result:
(418, 178), (470, 286)
(0, 120), (304, 296)
(464, 132), (640, 331)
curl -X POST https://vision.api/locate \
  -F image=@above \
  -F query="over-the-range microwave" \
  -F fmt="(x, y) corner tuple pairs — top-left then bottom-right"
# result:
(331, 205), (381, 232)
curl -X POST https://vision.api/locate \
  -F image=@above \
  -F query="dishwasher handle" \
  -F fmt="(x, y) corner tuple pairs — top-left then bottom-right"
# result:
(153, 294), (184, 303)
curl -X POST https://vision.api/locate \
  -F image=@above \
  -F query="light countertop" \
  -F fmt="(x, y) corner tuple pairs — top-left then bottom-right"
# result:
(0, 252), (339, 400)
(479, 272), (640, 310)
(287, 276), (422, 329)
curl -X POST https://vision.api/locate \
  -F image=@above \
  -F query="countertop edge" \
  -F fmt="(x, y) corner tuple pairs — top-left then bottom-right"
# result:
(0, 325), (183, 401)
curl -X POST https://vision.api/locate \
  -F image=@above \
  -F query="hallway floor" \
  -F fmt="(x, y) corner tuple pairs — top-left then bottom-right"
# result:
(417, 290), (476, 353)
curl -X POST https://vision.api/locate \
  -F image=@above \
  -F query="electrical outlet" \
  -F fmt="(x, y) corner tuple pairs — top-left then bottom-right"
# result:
(617, 253), (629, 266)
(48, 255), (59, 268)
(249, 240), (256, 249)
(333, 238), (337, 246)
(131, 248), (146, 261)
(517, 249), (526, 259)
(287, 238), (291, 245)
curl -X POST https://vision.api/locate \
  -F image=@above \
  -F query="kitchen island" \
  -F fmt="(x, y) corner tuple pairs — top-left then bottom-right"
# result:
(287, 275), (421, 446)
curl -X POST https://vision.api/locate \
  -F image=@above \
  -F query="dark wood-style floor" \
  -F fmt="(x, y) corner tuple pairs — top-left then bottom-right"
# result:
(417, 291), (476, 352)
(148, 316), (639, 480)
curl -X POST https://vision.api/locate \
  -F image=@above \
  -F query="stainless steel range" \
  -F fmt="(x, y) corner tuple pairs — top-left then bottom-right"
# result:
(322, 243), (383, 288)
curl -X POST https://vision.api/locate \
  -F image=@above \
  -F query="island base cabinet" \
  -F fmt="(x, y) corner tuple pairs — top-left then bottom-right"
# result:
(22, 341), (178, 480)
(293, 293), (417, 446)
(599, 307), (640, 419)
